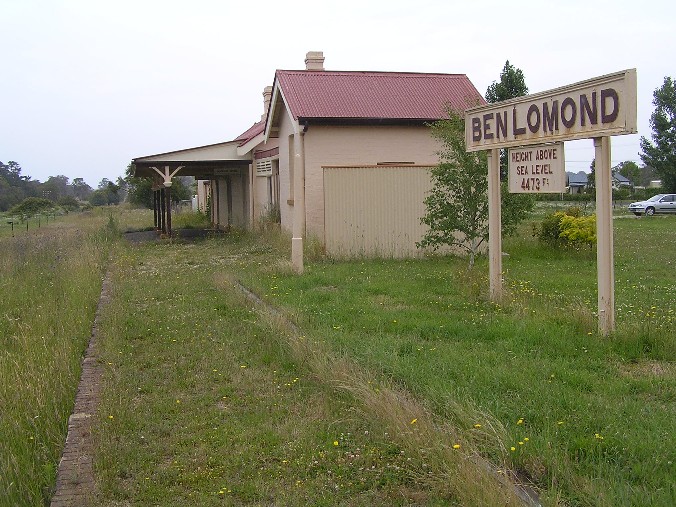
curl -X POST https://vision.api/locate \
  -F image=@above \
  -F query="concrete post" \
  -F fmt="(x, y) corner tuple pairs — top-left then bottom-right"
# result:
(594, 137), (615, 335)
(291, 130), (306, 274)
(249, 163), (255, 228)
(487, 148), (502, 302)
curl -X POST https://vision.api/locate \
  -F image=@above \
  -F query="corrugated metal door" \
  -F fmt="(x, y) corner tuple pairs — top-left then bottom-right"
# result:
(324, 166), (433, 258)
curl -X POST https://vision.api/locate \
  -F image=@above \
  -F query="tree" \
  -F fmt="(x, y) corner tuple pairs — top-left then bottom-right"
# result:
(0, 161), (39, 211)
(640, 77), (676, 192)
(89, 190), (109, 207)
(71, 178), (93, 200)
(104, 181), (120, 205)
(418, 107), (533, 268)
(172, 176), (193, 202)
(485, 60), (529, 180)
(486, 60), (529, 103)
(124, 163), (192, 208)
(115, 176), (129, 203)
(587, 159), (596, 189)
(57, 195), (80, 211)
(41, 175), (70, 201)
(638, 165), (659, 187)
(89, 178), (120, 206)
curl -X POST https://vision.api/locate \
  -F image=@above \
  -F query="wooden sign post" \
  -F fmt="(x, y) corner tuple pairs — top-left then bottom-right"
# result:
(487, 148), (502, 302)
(594, 136), (614, 332)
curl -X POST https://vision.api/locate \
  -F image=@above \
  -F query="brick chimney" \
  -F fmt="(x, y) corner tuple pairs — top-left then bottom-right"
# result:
(261, 86), (273, 120)
(305, 51), (324, 71)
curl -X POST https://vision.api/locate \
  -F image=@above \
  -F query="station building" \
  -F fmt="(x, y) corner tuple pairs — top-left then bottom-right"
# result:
(133, 52), (483, 259)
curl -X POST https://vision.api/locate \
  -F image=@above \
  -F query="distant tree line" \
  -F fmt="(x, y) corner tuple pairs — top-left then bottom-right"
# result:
(1, 160), (196, 215)
(0, 160), (99, 212)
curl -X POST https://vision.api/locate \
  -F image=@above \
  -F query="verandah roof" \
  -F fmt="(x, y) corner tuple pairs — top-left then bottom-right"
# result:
(132, 140), (251, 180)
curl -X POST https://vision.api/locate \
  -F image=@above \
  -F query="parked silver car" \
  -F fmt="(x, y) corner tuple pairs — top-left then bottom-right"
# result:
(628, 194), (676, 216)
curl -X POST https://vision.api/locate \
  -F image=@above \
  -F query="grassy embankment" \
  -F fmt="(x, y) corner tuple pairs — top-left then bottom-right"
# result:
(93, 210), (674, 506)
(0, 209), (117, 505)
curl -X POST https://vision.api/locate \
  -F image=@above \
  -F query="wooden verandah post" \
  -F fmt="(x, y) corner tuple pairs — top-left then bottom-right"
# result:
(150, 165), (183, 238)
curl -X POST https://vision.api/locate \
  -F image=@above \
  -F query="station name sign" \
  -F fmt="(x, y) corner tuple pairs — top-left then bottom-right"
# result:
(465, 69), (637, 152)
(509, 143), (565, 193)
(214, 167), (241, 176)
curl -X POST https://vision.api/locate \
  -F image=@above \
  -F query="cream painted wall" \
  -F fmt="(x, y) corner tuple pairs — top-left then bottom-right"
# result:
(324, 166), (435, 257)
(254, 175), (270, 220)
(303, 125), (441, 241)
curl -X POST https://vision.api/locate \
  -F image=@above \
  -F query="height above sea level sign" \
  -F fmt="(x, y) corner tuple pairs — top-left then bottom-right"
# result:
(508, 142), (565, 193)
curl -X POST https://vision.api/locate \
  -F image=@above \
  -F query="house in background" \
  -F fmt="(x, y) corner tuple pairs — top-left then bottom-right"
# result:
(611, 171), (632, 190)
(565, 170), (633, 195)
(566, 171), (589, 194)
(132, 52), (483, 269)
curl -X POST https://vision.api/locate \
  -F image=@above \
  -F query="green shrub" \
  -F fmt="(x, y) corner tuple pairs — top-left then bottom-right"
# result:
(534, 211), (566, 245)
(534, 207), (595, 248)
(9, 197), (55, 218)
(57, 196), (81, 212)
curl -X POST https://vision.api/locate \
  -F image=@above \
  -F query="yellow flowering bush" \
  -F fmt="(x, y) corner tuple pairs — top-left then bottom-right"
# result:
(534, 207), (596, 248)
(558, 214), (596, 246)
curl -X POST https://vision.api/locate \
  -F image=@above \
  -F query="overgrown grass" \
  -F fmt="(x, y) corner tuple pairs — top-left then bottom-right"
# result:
(171, 210), (212, 229)
(94, 239), (474, 505)
(0, 210), (115, 505)
(0, 212), (65, 238)
(233, 216), (675, 506)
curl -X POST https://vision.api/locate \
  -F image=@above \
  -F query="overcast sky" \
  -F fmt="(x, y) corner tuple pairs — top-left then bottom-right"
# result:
(2, 0), (674, 187)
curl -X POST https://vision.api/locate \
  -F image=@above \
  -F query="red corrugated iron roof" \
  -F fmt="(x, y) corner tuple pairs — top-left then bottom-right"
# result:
(235, 120), (265, 146)
(276, 70), (484, 121)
